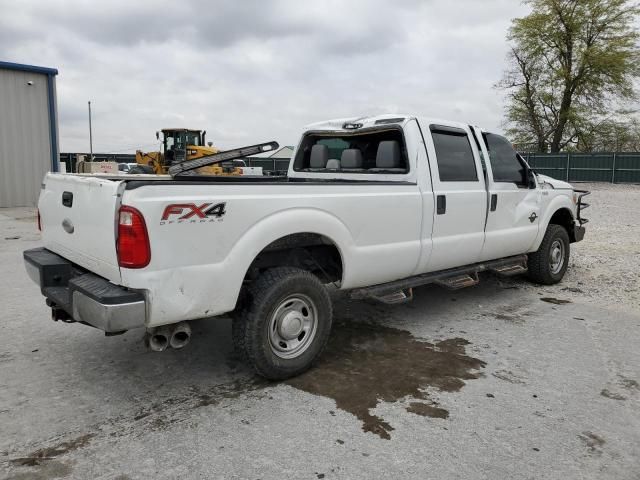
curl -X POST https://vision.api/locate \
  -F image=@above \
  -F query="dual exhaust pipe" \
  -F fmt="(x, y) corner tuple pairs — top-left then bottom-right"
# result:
(147, 321), (191, 352)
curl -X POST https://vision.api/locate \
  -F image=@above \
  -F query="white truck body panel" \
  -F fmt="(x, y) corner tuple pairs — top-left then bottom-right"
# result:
(39, 174), (122, 282)
(530, 175), (577, 251)
(418, 118), (489, 271)
(120, 182), (423, 325)
(471, 125), (542, 261)
(34, 114), (584, 329)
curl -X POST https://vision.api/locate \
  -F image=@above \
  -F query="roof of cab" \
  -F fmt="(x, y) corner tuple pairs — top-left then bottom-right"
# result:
(303, 114), (475, 132)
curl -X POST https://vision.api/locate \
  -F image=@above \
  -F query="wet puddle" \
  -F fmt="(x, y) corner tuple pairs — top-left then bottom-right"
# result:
(10, 433), (95, 467)
(286, 318), (486, 439)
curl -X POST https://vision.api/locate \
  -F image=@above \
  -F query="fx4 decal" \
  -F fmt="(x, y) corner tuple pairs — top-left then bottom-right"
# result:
(160, 202), (226, 225)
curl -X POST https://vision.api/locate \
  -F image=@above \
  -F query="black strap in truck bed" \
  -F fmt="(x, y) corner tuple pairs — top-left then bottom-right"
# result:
(168, 141), (279, 177)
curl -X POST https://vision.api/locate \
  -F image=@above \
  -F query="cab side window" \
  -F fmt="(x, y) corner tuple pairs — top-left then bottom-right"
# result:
(484, 133), (527, 187)
(431, 127), (478, 182)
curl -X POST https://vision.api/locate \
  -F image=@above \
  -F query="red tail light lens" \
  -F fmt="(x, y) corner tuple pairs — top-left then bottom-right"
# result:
(37, 209), (41, 231)
(117, 206), (151, 268)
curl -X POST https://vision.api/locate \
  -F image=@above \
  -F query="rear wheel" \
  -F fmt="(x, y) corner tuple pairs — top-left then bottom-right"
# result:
(527, 224), (570, 285)
(232, 267), (332, 380)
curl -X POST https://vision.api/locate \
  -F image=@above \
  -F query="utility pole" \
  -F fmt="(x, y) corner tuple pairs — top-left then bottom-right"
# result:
(88, 101), (93, 161)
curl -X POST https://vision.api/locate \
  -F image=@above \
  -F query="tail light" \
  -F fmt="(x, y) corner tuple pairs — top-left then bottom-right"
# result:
(37, 209), (41, 231)
(117, 206), (151, 268)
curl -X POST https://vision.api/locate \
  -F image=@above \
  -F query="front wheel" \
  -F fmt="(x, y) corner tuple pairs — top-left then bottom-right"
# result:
(232, 267), (333, 380)
(527, 224), (570, 285)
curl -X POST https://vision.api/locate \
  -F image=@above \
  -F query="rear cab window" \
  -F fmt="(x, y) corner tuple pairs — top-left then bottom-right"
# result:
(292, 127), (410, 174)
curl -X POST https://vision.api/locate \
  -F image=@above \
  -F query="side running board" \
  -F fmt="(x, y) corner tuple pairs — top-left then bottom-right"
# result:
(350, 255), (528, 300)
(372, 288), (414, 305)
(435, 273), (479, 290)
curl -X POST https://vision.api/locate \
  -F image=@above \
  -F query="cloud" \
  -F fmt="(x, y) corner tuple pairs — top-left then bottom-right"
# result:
(0, 0), (531, 152)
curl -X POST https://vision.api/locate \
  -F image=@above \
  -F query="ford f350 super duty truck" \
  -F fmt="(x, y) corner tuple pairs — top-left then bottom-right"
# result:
(24, 115), (589, 380)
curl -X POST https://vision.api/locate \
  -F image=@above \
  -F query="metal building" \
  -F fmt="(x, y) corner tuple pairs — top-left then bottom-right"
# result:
(0, 61), (59, 207)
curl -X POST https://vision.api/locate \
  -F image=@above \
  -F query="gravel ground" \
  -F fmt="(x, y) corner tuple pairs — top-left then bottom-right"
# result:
(513, 182), (640, 314)
(0, 182), (638, 480)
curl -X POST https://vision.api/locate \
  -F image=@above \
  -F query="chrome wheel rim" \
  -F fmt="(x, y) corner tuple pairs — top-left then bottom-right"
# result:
(549, 239), (565, 275)
(268, 294), (317, 359)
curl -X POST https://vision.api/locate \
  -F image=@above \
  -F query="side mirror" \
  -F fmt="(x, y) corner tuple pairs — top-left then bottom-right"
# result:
(155, 131), (160, 140)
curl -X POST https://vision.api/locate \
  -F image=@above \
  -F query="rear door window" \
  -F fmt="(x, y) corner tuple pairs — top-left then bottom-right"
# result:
(431, 128), (478, 182)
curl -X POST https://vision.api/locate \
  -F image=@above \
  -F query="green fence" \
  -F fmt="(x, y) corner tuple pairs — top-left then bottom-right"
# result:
(60, 151), (640, 183)
(520, 152), (640, 184)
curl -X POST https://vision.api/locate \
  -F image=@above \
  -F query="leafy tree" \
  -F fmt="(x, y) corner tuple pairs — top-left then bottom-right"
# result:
(498, 0), (640, 152)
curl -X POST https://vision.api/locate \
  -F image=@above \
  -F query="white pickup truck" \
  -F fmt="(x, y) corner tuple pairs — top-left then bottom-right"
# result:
(24, 114), (589, 379)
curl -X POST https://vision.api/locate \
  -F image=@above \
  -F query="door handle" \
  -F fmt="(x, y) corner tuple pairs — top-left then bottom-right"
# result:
(490, 194), (497, 212)
(62, 191), (73, 208)
(436, 195), (446, 215)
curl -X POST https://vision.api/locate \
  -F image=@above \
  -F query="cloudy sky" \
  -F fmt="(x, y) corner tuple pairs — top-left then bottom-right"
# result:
(1, 0), (530, 153)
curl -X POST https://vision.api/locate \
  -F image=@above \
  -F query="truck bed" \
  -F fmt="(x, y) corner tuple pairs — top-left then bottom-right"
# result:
(73, 173), (415, 186)
(73, 173), (289, 183)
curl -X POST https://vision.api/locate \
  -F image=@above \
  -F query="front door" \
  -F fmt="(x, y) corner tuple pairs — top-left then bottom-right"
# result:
(477, 130), (540, 261)
(419, 120), (488, 272)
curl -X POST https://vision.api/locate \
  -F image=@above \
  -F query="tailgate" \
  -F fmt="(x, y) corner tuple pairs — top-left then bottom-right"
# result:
(39, 173), (124, 283)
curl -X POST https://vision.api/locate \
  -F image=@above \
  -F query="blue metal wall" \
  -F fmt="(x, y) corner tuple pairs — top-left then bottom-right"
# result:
(0, 62), (59, 207)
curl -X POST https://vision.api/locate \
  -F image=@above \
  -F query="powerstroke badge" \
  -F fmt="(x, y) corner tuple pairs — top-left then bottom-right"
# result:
(160, 202), (226, 225)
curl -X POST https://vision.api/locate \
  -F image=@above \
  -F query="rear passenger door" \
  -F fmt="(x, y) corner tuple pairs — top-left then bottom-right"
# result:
(477, 131), (540, 261)
(419, 121), (488, 272)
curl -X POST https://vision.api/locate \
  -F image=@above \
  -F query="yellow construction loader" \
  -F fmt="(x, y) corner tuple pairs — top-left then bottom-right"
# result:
(135, 129), (242, 175)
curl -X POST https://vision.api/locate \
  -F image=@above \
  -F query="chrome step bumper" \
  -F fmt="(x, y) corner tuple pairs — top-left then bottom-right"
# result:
(23, 248), (146, 333)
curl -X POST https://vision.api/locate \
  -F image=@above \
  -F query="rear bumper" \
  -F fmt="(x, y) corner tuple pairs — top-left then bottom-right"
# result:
(23, 248), (146, 332)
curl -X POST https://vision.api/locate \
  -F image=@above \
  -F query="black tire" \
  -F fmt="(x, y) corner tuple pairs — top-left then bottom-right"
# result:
(527, 224), (570, 285)
(231, 309), (249, 362)
(232, 267), (333, 380)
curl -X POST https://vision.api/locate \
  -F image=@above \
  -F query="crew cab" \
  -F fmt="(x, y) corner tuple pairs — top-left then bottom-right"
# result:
(24, 114), (588, 380)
